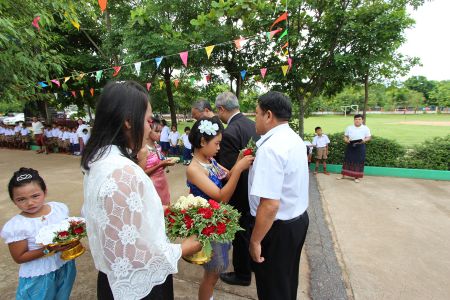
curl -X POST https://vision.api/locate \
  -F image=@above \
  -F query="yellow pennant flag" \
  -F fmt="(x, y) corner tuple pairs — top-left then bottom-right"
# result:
(281, 65), (289, 76)
(70, 19), (80, 30)
(205, 45), (215, 59)
(159, 81), (164, 89)
(77, 73), (85, 81)
(80, 90), (84, 97)
(64, 77), (70, 83)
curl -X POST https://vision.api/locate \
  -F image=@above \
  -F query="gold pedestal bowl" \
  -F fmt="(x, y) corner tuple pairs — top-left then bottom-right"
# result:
(182, 249), (212, 265)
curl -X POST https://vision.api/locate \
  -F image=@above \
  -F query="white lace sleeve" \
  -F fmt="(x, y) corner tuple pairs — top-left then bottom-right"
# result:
(86, 163), (181, 300)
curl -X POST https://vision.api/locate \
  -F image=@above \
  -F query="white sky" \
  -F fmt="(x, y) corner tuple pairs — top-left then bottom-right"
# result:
(399, 0), (450, 81)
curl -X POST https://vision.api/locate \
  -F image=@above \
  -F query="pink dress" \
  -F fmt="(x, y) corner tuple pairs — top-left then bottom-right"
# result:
(145, 145), (171, 205)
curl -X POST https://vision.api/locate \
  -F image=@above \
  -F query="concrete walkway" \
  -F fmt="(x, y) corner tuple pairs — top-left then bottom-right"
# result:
(0, 150), (309, 299)
(316, 173), (450, 299)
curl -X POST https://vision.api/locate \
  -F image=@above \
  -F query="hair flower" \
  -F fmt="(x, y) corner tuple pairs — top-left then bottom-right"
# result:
(198, 120), (219, 136)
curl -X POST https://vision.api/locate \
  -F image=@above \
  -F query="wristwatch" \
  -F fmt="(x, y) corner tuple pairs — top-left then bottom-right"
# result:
(43, 247), (50, 255)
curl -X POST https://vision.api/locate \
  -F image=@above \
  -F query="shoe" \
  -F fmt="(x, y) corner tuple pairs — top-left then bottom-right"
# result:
(354, 179), (360, 183)
(324, 171), (330, 175)
(219, 272), (251, 286)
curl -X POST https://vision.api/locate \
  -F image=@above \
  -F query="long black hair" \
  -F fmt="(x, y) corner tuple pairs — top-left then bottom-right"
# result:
(81, 81), (149, 170)
(8, 167), (46, 200)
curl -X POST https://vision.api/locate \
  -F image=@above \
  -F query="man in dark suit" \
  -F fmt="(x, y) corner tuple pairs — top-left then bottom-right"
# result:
(216, 91), (259, 286)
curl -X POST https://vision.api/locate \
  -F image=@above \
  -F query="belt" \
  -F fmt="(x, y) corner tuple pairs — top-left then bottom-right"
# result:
(250, 211), (306, 225)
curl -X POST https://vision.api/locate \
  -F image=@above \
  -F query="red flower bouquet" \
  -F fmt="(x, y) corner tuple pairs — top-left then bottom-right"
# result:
(165, 195), (242, 262)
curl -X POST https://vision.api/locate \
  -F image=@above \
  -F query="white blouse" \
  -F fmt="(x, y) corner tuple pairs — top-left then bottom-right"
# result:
(82, 145), (181, 300)
(345, 125), (371, 141)
(0, 202), (69, 278)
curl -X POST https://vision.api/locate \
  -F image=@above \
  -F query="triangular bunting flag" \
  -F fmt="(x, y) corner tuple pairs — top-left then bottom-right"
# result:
(159, 81), (164, 89)
(70, 19), (80, 30)
(281, 41), (289, 50)
(112, 66), (121, 77)
(95, 70), (103, 82)
(288, 57), (292, 70)
(260, 68), (267, 78)
(90, 88), (94, 97)
(205, 45), (215, 59)
(51, 79), (61, 87)
(146, 83), (152, 91)
(80, 90), (85, 97)
(234, 38), (247, 50)
(134, 62), (141, 76)
(174, 79), (179, 88)
(64, 76), (70, 83)
(38, 82), (48, 88)
(71, 91), (76, 98)
(278, 29), (288, 42)
(54, 93), (58, 100)
(32, 16), (40, 31)
(205, 74), (211, 83)
(77, 73), (85, 81)
(190, 77), (195, 86)
(240, 70), (247, 81)
(155, 57), (163, 69)
(270, 12), (288, 30)
(179, 51), (188, 67)
(281, 65), (289, 76)
(98, 0), (107, 12)
(269, 28), (282, 39)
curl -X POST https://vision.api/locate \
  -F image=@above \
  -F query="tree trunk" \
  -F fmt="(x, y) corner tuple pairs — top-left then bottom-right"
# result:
(164, 66), (177, 127)
(44, 100), (51, 124)
(297, 94), (305, 138)
(362, 73), (369, 124)
(235, 75), (242, 99)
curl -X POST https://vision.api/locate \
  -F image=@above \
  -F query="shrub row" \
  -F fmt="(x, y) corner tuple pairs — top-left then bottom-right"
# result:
(314, 133), (449, 171)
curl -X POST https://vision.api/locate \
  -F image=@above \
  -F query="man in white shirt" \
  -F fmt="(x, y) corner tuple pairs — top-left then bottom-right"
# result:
(312, 126), (331, 175)
(31, 117), (45, 153)
(338, 114), (372, 183)
(248, 91), (309, 300)
(76, 119), (89, 153)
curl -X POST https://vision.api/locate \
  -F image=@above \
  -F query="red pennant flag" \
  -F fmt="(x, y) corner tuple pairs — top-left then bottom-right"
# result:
(146, 83), (152, 91)
(90, 88), (94, 97)
(112, 66), (121, 77)
(270, 12), (288, 30)
(71, 91), (76, 98)
(260, 68), (267, 79)
(98, 0), (107, 12)
(269, 28), (282, 39)
(32, 16), (40, 31)
(205, 74), (211, 83)
(179, 51), (188, 67)
(174, 79), (179, 88)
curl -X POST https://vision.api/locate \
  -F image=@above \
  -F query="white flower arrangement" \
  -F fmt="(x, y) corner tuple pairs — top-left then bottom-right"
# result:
(198, 120), (219, 136)
(172, 194), (209, 210)
(35, 217), (87, 245)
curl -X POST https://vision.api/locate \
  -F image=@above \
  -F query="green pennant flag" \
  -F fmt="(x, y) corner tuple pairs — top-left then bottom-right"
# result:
(278, 29), (288, 42)
(96, 70), (103, 82)
(190, 77), (195, 86)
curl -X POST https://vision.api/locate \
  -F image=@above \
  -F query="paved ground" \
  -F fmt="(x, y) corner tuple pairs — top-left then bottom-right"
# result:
(0, 150), (309, 299)
(316, 173), (450, 300)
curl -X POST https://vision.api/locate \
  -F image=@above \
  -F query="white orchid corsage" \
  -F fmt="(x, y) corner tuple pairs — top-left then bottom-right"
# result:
(198, 120), (219, 136)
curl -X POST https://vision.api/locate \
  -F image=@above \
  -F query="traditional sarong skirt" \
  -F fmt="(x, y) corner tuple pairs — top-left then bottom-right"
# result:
(341, 143), (366, 178)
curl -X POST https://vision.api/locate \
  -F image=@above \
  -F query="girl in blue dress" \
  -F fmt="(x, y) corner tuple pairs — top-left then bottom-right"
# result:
(186, 118), (254, 300)
(0, 168), (77, 300)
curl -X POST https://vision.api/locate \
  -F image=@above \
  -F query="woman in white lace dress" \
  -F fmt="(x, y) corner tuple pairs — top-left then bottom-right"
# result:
(81, 81), (201, 300)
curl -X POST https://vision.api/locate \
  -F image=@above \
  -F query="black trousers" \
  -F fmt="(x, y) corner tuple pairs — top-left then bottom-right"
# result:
(97, 272), (174, 300)
(251, 211), (309, 300)
(232, 213), (252, 279)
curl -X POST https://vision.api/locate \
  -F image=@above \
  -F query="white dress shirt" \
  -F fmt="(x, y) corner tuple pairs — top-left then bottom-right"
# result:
(31, 121), (44, 134)
(168, 131), (179, 146)
(312, 134), (330, 148)
(248, 123), (309, 220)
(160, 126), (170, 142)
(345, 125), (371, 141)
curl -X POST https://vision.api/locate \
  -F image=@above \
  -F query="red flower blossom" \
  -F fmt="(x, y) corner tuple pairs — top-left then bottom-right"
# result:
(168, 217), (176, 223)
(208, 200), (220, 210)
(58, 231), (69, 239)
(73, 227), (84, 235)
(201, 225), (216, 236)
(243, 148), (253, 156)
(198, 207), (213, 219)
(184, 215), (193, 229)
(181, 209), (187, 214)
(164, 208), (171, 217)
(216, 222), (227, 235)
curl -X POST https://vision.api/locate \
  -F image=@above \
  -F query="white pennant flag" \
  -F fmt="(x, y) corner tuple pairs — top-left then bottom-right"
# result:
(54, 93), (58, 100)
(134, 62), (142, 77)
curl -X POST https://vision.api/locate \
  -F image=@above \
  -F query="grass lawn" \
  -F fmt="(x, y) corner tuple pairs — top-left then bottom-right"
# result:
(173, 113), (450, 147)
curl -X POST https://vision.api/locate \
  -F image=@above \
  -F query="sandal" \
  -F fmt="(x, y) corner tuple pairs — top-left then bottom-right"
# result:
(354, 179), (360, 183)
